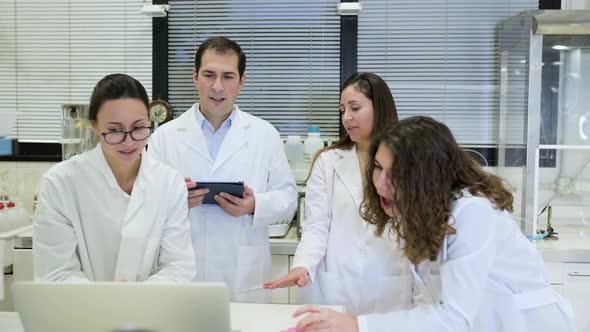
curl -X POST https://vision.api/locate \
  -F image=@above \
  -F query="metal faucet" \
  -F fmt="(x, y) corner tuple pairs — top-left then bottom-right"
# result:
(539, 205), (559, 240)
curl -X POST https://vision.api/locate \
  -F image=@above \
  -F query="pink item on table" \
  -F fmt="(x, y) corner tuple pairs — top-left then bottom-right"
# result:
(281, 328), (297, 332)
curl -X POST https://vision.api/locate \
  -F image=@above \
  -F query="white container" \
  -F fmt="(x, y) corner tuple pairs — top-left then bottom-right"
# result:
(0, 201), (29, 231)
(284, 135), (304, 169)
(303, 126), (324, 165)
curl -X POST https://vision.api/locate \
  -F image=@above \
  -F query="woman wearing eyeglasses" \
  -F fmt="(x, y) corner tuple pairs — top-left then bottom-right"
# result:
(33, 74), (196, 282)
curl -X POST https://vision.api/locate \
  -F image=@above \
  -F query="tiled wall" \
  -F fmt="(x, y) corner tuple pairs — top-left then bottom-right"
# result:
(0, 161), (56, 215)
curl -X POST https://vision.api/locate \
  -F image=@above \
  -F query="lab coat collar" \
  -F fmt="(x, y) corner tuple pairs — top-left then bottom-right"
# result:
(90, 143), (147, 188)
(91, 143), (150, 214)
(333, 145), (363, 211)
(88, 144), (121, 192)
(176, 104), (249, 170)
(212, 105), (248, 172)
(176, 104), (213, 164)
(195, 105), (236, 132)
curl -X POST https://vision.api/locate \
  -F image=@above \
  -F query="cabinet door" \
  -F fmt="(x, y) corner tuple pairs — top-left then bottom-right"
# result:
(544, 261), (565, 285)
(271, 254), (289, 304)
(544, 261), (566, 295)
(13, 248), (33, 282)
(0, 274), (15, 311)
(564, 263), (590, 332)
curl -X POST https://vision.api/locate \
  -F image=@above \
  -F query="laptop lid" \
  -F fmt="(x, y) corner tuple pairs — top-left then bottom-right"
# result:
(12, 282), (231, 332)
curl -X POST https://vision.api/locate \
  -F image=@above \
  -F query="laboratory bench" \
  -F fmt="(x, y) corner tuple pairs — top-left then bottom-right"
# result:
(5, 224), (590, 330)
(532, 225), (590, 332)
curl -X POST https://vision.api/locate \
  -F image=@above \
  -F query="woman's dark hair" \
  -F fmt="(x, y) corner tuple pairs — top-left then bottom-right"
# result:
(194, 36), (246, 79)
(361, 116), (514, 264)
(308, 73), (398, 170)
(89, 73), (150, 121)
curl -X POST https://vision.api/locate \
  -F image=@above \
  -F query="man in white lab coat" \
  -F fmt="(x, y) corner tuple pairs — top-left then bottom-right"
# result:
(148, 36), (298, 302)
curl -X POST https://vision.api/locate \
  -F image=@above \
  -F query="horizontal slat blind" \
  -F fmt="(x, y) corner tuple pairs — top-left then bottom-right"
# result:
(0, 0), (151, 142)
(13, 0), (69, 142)
(168, 0), (341, 137)
(358, 0), (538, 145)
(0, 1), (18, 137)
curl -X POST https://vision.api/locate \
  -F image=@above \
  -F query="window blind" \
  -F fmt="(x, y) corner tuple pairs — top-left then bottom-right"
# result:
(357, 0), (538, 146)
(0, 0), (152, 142)
(168, 0), (341, 138)
(0, 1), (17, 138)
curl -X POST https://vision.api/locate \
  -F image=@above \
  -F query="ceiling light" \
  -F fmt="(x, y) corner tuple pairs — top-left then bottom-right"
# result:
(140, 4), (170, 18)
(552, 45), (568, 50)
(337, 2), (362, 16)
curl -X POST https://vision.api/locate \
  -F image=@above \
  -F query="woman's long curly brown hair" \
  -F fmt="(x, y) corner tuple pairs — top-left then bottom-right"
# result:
(361, 116), (514, 264)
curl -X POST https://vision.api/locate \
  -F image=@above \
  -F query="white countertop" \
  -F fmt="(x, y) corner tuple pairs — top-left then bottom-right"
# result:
(16, 226), (301, 255)
(0, 303), (342, 332)
(534, 225), (590, 262)
(15, 222), (590, 261)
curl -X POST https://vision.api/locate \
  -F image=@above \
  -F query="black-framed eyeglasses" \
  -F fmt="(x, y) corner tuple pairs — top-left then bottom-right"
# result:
(100, 127), (152, 145)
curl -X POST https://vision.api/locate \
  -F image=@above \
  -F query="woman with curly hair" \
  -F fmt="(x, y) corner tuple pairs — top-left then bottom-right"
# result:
(292, 116), (575, 332)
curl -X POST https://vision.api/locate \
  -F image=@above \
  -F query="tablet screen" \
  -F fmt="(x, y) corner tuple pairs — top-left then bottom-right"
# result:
(190, 181), (245, 205)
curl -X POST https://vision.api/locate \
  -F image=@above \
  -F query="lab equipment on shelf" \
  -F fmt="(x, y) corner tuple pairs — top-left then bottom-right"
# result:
(60, 105), (98, 160)
(284, 135), (304, 169)
(285, 135), (308, 183)
(303, 126), (324, 166)
(0, 201), (28, 232)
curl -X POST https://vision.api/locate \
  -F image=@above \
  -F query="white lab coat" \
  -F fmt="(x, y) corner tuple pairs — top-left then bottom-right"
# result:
(148, 104), (298, 302)
(292, 146), (413, 315)
(33, 145), (196, 283)
(358, 192), (576, 332)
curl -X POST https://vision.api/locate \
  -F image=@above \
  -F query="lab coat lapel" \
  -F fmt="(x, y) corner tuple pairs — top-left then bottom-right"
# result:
(211, 109), (247, 172)
(113, 152), (151, 282)
(90, 145), (122, 192)
(333, 147), (363, 211)
(178, 106), (213, 164)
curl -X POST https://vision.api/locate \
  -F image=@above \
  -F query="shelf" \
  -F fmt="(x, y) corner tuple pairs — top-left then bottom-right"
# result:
(539, 145), (590, 150)
(59, 138), (82, 144)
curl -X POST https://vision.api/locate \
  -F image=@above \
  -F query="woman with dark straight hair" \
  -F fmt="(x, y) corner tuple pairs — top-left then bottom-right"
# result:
(34, 74), (195, 283)
(265, 73), (413, 315)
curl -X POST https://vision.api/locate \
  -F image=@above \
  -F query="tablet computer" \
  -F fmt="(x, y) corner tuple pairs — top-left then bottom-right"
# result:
(189, 181), (245, 205)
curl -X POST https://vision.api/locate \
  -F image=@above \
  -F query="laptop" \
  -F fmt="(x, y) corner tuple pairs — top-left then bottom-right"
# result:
(12, 282), (232, 332)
